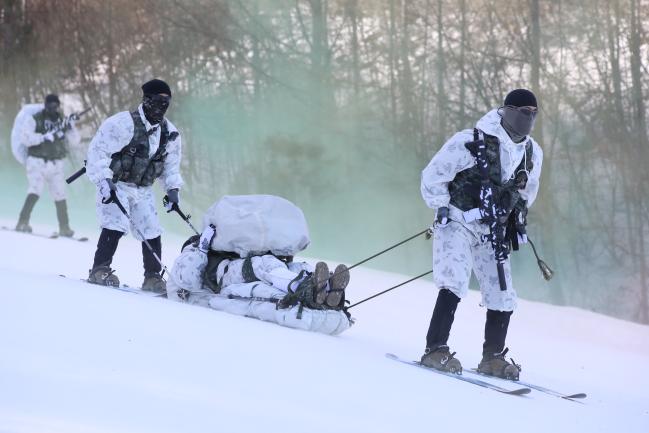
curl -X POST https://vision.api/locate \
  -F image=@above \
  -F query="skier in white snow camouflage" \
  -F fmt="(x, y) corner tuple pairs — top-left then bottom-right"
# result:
(166, 195), (352, 335)
(420, 89), (543, 379)
(85, 79), (183, 293)
(14, 94), (81, 236)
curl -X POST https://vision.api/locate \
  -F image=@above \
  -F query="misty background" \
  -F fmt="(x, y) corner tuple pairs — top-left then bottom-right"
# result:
(0, 0), (647, 323)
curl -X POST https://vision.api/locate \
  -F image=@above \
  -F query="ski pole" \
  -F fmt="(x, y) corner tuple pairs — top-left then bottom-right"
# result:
(527, 237), (554, 281)
(163, 196), (200, 235)
(105, 190), (169, 278)
(347, 269), (434, 309)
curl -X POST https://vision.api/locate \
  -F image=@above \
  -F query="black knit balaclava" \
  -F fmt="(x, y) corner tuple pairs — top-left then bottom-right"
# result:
(141, 79), (172, 125)
(500, 89), (538, 143)
(44, 94), (60, 120)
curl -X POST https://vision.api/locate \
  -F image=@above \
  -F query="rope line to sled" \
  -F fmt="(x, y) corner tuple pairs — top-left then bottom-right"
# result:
(327, 228), (430, 283)
(347, 269), (434, 309)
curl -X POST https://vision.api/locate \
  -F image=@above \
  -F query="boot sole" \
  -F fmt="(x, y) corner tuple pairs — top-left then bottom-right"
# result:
(326, 264), (349, 308)
(313, 262), (330, 305)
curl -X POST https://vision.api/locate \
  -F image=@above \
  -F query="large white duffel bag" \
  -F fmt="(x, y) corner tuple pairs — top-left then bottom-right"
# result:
(11, 103), (43, 165)
(203, 194), (310, 257)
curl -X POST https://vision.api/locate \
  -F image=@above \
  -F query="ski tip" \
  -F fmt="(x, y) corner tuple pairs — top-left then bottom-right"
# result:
(564, 393), (587, 399)
(508, 387), (532, 395)
(385, 353), (399, 360)
(78, 237), (89, 242)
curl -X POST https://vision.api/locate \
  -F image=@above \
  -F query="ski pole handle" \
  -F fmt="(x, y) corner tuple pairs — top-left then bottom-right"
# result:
(163, 196), (200, 235)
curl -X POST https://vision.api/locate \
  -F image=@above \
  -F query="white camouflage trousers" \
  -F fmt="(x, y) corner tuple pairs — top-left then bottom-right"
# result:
(25, 156), (67, 201)
(215, 255), (311, 292)
(433, 217), (517, 312)
(167, 246), (351, 335)
(95, 182), (162, 241)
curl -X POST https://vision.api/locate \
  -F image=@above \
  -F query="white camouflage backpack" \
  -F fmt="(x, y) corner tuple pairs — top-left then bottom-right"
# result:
(203, 194), (311, 257)
(11, 103), (44, 165)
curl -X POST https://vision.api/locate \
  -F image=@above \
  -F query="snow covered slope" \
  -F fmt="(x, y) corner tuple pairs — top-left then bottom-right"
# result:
(0, 225), (647, 433)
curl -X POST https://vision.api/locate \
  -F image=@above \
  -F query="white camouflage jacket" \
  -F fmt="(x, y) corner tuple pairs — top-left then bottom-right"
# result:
(86, 104), (183, 190)
(21, 109), (81, 149)
(421, 109), (543, 211)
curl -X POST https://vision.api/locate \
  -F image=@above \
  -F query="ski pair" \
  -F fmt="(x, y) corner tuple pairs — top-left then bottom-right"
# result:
(1, 226), (88, 242)
(386, 353), (530, 396)
(466, 368), (587, 401)
(386, 353), (586, 401)
(58, 274), (166, 298)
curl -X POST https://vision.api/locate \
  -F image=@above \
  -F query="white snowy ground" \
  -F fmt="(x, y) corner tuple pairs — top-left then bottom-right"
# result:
(0, 222), (648, 433)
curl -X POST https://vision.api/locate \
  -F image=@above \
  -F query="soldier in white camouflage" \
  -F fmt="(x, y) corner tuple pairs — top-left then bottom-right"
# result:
(14, 94), (81, 236)
(85, 79), (183, 293)
(419, 89), (543, 379)
(163, 195), (352, 334)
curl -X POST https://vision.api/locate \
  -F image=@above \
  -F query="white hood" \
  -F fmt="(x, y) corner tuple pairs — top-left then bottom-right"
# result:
(476, 109), (530, 183)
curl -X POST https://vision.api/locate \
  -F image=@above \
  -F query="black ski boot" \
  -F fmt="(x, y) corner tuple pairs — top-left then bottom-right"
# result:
(425, 288), (461, 348)
(477, 348), (521, 380)
(421, 345), (462, 374)
(420, 288), (462, 373)
(55, 200), (74, 237)
(92, 229), (124, 269)
(16, 193), (39, 233)
(478, 309), (520, 379)
(88, 265), (120, 286)
(142, 272), (166, 294)
(325, 264), (349, 308)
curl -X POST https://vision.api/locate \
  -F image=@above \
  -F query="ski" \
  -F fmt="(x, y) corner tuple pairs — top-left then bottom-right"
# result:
(50, 232), (89, 242)
(385, 353), (531, 396)
(1, 226), (88, 242)
(58, 274), (165, 298)
(466, 369), (586, 401)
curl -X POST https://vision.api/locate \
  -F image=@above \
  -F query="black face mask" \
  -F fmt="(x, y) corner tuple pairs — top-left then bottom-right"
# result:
(45, 102), (60, 120)
(500, 106), (537, 143)
(142, 94), (171, 124)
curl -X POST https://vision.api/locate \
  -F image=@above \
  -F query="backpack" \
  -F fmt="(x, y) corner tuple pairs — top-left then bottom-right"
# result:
(11, 104), (44, 165)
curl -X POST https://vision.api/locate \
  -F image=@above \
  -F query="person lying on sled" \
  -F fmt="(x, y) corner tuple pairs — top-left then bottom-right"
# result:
(167, 194), (353, 335)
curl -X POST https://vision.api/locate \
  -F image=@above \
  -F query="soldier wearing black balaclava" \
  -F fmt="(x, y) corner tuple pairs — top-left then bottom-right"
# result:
(13, 93), (81, 236)
(85, 79), (184, 293)
(419, 89), (543, 379)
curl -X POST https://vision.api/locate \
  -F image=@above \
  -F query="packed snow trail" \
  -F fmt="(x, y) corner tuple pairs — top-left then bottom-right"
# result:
(0, 225), (648, 433)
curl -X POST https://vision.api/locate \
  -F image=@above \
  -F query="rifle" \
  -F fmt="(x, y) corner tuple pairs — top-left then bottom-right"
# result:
(52, 107), (92, 139)
(472, 129), (510, 291)
(63, 108), (92, 184)
(66, 161), (86, 184)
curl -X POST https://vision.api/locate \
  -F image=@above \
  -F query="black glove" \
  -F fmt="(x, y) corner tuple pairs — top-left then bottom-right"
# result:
(435, 206), (450, 227)
(164, 188), (179, 211)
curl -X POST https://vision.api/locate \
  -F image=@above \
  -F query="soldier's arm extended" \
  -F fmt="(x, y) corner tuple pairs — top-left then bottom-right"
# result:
(519, 140), (544, 208)
(161, 121), (184, 192)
